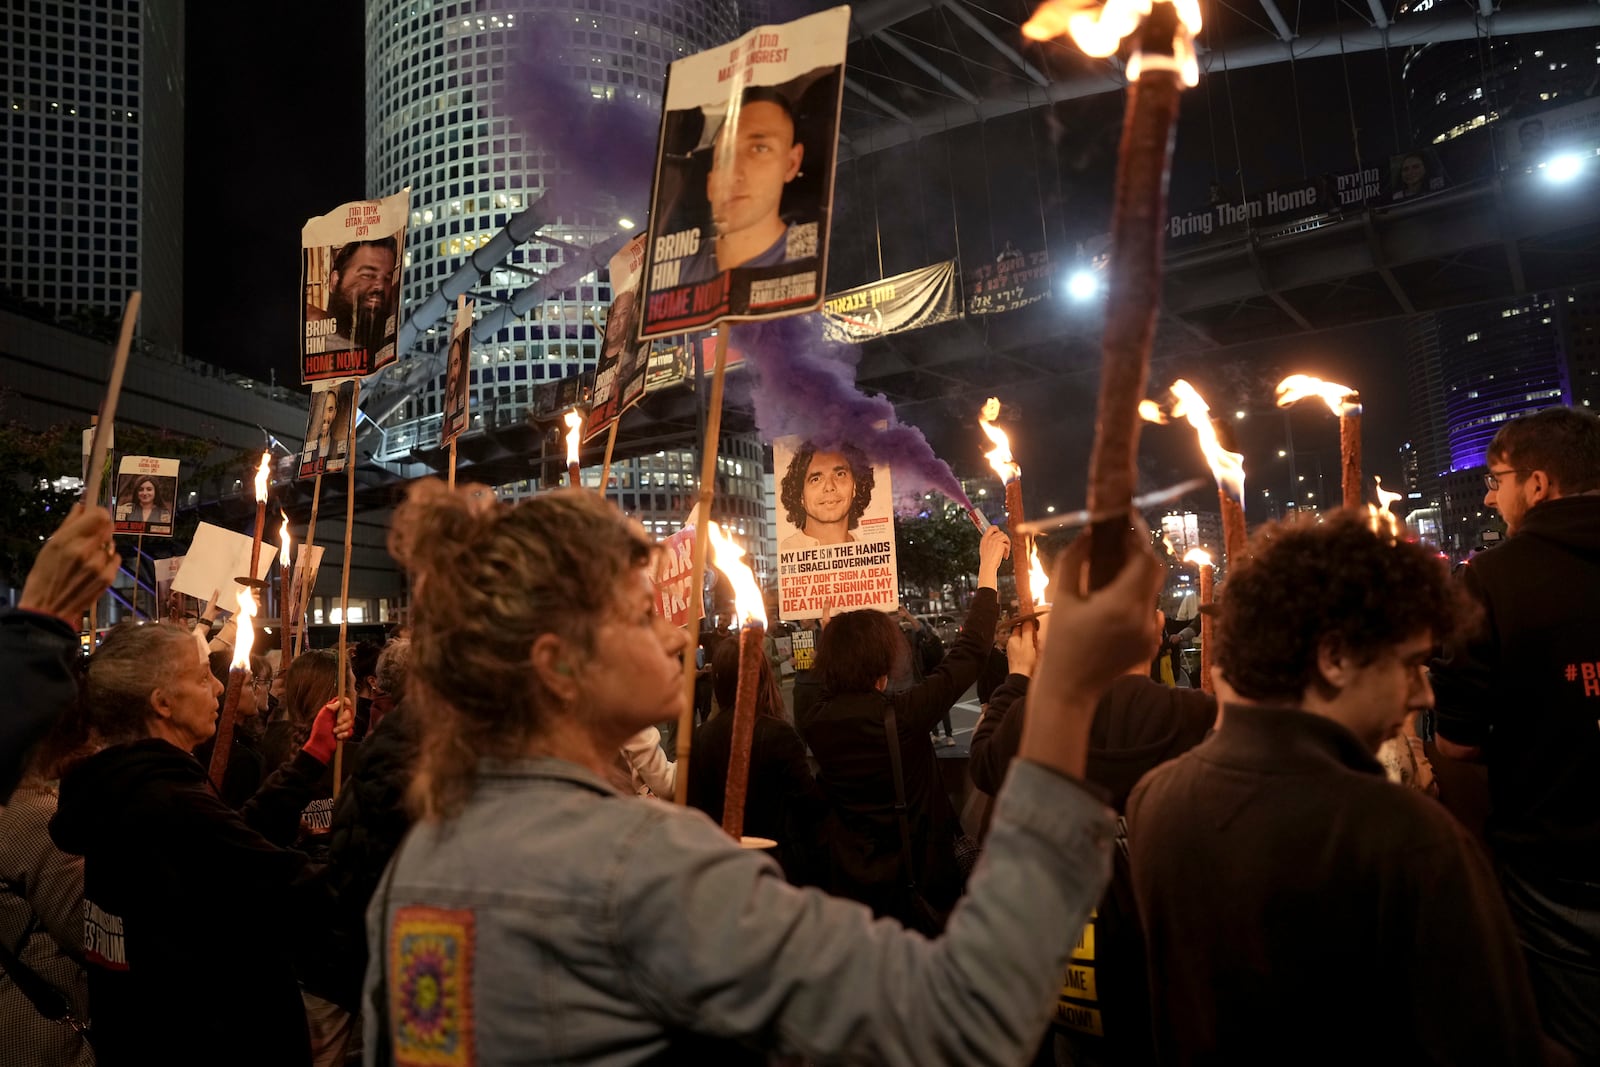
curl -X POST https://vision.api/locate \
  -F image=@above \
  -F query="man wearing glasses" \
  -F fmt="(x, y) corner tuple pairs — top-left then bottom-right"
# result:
(1432, 406), (1600, 1062)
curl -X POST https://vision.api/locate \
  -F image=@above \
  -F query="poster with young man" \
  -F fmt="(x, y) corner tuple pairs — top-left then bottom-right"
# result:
(113, 456), (179, 536)
(300, 189), (410, 383)
(638, 7), (848, 339)
(773, 434), (899, 620)
(442, 296), (474, 446)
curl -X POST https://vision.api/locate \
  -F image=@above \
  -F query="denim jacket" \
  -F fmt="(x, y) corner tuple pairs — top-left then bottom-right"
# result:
(364, 756), (1113, 1065)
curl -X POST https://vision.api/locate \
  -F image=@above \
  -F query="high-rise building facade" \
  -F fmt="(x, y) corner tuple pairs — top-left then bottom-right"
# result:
(362, 0), (775, 572)
(1, 0), (184, 347)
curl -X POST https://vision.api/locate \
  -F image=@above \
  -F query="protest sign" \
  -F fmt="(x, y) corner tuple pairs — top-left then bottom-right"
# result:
(965, 245), (1051, 316)
(773, 434), (899, 620)
(652, 525), (699, 627)
(113, 455), (179, 537)
(300, 189), (410, 383)
(298, 380), (356, 479)
(638, 7), (848, 339)
(588, 235), (652, 441)
(442, 297), (474, 447)
(172, 522), (277, 604)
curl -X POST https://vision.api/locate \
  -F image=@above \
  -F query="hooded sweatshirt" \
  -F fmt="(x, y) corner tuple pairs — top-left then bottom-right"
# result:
(1433, 494), (1600, 880)
(49, 738), (325, 1067)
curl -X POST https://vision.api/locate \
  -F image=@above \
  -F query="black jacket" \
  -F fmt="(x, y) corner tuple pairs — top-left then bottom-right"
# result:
(970, 673), (1216, 806)
(1433, 495), (1600, 880)
(971, 673), (1215, 1064)
(687, 710), (828, 883)
(298, 702), (419, 1012)
(1128, 705), (1543, 1066)
(49, 738), (329, 1066)
(0, 610), (79, 804)
(802, 587), (998, 922)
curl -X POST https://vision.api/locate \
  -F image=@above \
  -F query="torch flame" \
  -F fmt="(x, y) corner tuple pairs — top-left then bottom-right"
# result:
(978, 398), (1021, 485)
(705, 520), (767, 629)
(1138, 399), (1169, 424)
(1027, 542), (1051, 609)
(253, 450), (271, 504)
(1275, 374), (1362, 417)
(1169, 379), (1246, 504)
(1023, 0), (1203, 87)
(1371, 476), (1404, 539)
(279, 512), (291, 568)
(1182, 547), (1213, 568)
(1374, 475), (1402, 512)
(229, 585), (257, 671)
(563, 409), (583, 467)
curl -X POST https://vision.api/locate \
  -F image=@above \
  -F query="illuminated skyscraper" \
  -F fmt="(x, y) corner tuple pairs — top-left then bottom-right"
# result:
(363, 0), (772, 575)
(1, 0), (184, 346)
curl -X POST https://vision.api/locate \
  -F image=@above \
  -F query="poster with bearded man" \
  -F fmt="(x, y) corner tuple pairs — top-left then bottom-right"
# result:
(300, 188), (410, 383)
(773, 434), (899, 620)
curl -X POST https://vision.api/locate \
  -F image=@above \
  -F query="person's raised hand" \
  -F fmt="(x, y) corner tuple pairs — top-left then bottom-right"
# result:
(302, 696), (355, 765)
(976, 526), (1012, 590)
(1006, 612), (1050, 678)
(19, 504), (120, 628)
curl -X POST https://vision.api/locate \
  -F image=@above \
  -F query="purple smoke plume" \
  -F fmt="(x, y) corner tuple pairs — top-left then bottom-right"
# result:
(505, 22), (660, 209)
(729, 315), (974, 511)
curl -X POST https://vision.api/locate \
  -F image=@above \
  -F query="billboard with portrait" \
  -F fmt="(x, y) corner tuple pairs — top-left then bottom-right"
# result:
(773, 434), (899, 620)
(300, 189), (410, 383)
(638, 7), (848, 339)
(114, 455), (179, 537)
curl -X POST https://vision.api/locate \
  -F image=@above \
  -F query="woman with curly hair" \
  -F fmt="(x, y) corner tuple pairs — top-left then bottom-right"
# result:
(363, 481), (1163, 1064)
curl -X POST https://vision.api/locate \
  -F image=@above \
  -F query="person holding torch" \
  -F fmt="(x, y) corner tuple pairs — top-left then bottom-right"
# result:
(366, 482), (1165, 1064)
(48, 622), (353, 1066)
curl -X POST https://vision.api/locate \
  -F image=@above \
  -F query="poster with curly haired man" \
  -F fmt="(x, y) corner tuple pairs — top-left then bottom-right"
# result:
(773, 435), (898, 620)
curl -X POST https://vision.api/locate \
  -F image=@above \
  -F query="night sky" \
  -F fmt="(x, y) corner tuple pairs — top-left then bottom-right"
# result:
(180, 2), (1417, 514)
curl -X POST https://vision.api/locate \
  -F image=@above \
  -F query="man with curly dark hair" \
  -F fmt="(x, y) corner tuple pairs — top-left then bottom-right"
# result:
(1126, 511), (1544, 1065)
(1433, 405), (1600, 1061)
(779, 442), (875, 552)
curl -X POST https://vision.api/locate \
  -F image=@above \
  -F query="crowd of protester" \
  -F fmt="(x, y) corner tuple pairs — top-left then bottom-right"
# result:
(1, 406), (1596, 1066)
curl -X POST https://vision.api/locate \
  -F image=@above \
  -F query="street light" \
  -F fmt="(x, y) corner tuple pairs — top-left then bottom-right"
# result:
(1067, 270), (1100, 301)
(1545, 154), (1584, 183)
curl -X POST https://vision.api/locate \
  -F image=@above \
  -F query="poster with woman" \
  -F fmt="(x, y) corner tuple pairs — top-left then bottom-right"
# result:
(298, 380), (356, 479)
(114, 456), (179, 537)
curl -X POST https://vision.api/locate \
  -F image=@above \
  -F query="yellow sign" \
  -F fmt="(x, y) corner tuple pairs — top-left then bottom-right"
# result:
(1071, 921), (1095, 961)
(1055, 999), (1104, 1036)
(1060, 965), (1098, 1002)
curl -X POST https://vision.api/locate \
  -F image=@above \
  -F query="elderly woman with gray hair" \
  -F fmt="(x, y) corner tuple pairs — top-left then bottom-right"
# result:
(48, 621), (352, 1067)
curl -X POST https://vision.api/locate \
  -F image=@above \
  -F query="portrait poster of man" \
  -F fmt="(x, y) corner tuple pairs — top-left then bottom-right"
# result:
(588, 235), (652, 441)
(113, 455), (179, 537)
(297, 380), (356, 479)
(638, 7), (848, 339)
(300, 188), (410, 383)
(773, 434), (899, 620)
(442, 295), (474, 447)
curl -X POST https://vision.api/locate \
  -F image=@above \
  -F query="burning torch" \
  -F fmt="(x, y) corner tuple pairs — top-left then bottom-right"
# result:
(1275, 375), (1362, 509)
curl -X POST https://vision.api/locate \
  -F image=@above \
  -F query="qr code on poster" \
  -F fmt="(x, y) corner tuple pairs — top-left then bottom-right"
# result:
(786, 222), (818, 260)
